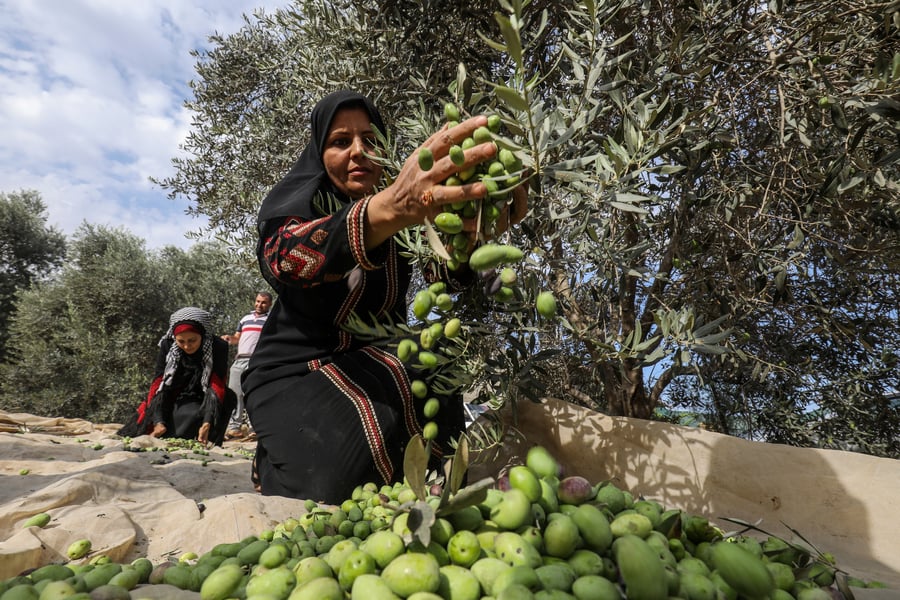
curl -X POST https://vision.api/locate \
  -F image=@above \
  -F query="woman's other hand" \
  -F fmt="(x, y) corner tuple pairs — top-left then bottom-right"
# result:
(197, 423), (211, 446)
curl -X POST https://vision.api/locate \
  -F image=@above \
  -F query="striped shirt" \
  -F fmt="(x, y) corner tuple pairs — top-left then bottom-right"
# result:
(236, 312), (268, 358)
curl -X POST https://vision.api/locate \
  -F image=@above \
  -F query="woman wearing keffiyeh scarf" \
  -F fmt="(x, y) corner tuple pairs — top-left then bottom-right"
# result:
(118, 307), (231, 446)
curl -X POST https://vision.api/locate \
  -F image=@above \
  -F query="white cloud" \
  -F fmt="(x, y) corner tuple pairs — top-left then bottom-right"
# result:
(0, 0), (290, 249)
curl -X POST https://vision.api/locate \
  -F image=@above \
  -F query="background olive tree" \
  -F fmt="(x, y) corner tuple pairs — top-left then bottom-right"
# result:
(154, 0), (898, 456)
(0, 190), (66, 363)
(0, 223), (267, 424)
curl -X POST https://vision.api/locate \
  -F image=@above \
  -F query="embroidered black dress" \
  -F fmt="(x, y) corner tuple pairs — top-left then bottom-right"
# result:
(243, 91), (465, 503)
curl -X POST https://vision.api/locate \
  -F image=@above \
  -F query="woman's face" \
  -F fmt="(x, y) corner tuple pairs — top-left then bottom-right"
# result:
(174, 331), (203, 355)
(322, 106), (383, 199)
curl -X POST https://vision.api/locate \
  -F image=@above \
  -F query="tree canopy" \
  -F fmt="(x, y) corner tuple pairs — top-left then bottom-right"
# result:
(0, 190), (67, 363)
(156, 0), (899, 456)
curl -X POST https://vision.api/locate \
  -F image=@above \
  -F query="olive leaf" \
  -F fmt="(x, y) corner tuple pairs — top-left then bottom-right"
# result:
(492, 13), (523, 70)
(436, 477), (493, 516)
(422, 217), (452, 261)
(835, 572), (856, 600)
(403, 434), (429, 502)
(491, 84), (529, 112)
(657, 510), (682, 540)
(405, 500), (435, 547)
(447, 435), (470, 495)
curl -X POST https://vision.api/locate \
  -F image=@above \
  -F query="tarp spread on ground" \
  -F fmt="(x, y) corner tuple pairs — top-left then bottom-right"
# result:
(1, 399), (898, 596)
(0, 411), (299, 585)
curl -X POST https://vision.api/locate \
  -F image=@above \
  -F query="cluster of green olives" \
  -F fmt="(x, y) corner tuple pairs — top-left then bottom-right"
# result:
(418, 102), (525, 272)
(395, 281), (464, 441)
(397, 103), (561, 439)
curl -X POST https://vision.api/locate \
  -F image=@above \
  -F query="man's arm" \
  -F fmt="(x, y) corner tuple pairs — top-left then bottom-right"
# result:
(221, 332), (242, 345)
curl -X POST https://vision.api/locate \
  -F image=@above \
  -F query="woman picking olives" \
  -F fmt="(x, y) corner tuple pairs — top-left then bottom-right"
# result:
(244, 90), (525, 503)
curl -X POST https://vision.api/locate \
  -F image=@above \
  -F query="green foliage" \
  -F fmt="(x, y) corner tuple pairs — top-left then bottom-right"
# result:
(155, 0), (898, 456)
(0, 224), (266, 424)
(0, 190), (66, 362)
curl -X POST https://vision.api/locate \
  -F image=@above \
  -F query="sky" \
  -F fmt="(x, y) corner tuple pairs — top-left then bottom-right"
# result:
(0, 1), (291, 249)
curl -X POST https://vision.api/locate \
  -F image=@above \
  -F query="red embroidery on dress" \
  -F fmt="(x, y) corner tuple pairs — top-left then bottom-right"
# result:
(336, 330), (352, 352)
(321, 363), (393, 483)
(279, 245), (325, 279)
(362, 346), (443, 461)
(311, 229), (328, 245)
(285, 218), (324, 237)
(347, 197), (379, 270)
(381, 241), (398, 315)
(264, 217), (333, 282)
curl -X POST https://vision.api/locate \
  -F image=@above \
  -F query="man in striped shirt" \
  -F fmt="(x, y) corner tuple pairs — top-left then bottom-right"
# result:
(222, 292), (273, 440)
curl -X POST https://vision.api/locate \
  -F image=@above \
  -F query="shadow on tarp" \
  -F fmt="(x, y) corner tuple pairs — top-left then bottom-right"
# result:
(469, 396), (900, 592)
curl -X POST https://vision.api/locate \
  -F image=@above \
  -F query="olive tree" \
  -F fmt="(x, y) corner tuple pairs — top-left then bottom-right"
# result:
(495, 0), (899, 454)
(0, 190), (66, 363)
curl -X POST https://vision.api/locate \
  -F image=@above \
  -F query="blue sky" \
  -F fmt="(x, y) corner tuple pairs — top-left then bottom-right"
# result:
(0, 1), (291, 249)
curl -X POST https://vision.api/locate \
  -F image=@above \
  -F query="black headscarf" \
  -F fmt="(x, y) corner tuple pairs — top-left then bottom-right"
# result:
(257, 90), (387, 225)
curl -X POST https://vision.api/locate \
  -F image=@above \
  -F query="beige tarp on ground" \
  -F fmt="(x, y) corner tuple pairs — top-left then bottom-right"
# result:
(1, 400), (899, 597)
(0, 410), (302, 586)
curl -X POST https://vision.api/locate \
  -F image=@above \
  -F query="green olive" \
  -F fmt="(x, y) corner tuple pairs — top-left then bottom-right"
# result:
(418, 147), (434, 171)
(435, 212), (464, 235)
(420, 328), (435, 349)
(452, 248), (470, 264)
(444, 318), (462, 339)
(444, 102), (461, 122)
(413, 290), (434, 320)
(417, 351), (439, 369)
(473, 126), (493, 145)
(435, 293), (454, 312)
(397, 339), (418, 362)
(451, 233), (470, 251)
(449, 145), (466, 167)
(498, 148), (517, 170)
(536, 291), (558, 318)
(483, 203), (501, 222)
(488, 161), (506, 177)
(422, 421), (439, 440)
(493, 286), (515, 303)
(424, 398), (440, 419)
(411, 380), (428, 399)
(481, 177), (500, 196)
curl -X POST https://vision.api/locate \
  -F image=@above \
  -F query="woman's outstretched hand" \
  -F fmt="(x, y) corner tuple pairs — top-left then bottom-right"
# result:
(365, 116), (498, 249)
